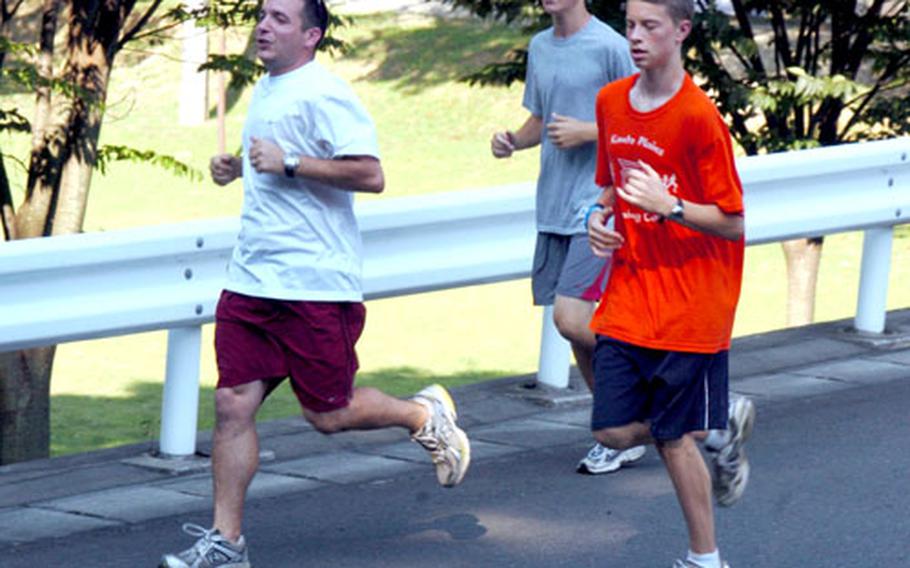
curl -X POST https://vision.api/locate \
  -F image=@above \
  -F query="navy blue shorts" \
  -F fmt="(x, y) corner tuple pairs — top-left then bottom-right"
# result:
(591, 337), (729, 441)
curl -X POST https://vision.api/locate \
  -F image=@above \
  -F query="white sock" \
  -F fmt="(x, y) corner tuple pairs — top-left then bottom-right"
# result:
(703, 429), (730, 451)
(686, 549), (722, 568)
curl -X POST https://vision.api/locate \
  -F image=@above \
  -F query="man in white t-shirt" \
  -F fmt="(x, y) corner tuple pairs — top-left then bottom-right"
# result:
(160, 1), (470, 565)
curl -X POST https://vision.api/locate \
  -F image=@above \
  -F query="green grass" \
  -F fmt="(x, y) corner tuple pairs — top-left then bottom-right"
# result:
(50, 366), (510, 456)
(3, 11), (909, 456)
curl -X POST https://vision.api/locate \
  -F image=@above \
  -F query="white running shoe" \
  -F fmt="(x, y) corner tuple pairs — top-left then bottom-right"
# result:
(411, 384), (471, 487)
(576, 442), (646, 474)
(160, 523), (250, 568)
(672, 559), (730, 568)
(708, 396), (756, 507)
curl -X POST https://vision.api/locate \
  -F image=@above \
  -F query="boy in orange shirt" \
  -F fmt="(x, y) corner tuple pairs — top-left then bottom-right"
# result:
(586, 1), (755, 567)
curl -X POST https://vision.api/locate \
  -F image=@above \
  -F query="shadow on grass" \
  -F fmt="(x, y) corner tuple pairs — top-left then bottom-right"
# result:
(50, 366), (512, 457)
(345, 13), (526, 94)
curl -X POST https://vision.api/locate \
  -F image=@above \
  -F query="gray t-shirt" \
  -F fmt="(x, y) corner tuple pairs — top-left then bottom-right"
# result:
(523, 16), (635, 234)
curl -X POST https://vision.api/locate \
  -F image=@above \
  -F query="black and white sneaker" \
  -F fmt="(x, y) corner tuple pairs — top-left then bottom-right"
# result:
(411, 384), (471, 487)
(160, 523), (250, 568)
(577, 442), (646, 474)
(707, 396), (756, 507)
(672, 558), (730, 568)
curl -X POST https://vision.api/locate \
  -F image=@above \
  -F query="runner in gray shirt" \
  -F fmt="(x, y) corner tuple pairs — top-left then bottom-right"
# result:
(491, 0), (646, 475)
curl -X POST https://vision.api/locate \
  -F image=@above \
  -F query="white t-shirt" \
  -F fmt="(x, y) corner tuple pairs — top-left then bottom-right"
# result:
(225, 60), (380, 302)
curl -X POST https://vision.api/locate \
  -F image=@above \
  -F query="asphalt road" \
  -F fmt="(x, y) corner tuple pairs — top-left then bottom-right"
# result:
(3, 377), (909, 567)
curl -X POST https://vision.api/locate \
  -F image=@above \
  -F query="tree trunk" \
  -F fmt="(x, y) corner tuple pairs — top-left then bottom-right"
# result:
(0, 348), (55, 463)
(0, 0), (130, 464)
(1, 151), (15, 241)
(17, 0), (65, 240)
(32, 0), (62, 148)
(781, 238), (824, 326)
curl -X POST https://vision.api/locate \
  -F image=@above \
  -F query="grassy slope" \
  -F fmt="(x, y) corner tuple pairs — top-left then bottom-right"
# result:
(2, 11), (908, 455)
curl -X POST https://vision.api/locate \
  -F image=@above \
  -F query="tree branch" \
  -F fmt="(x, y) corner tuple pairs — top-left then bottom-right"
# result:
(769, 3), (793, 72)
(119, 18), (183, 44)
(119, 0), (164, 48)
(1, 0), (26, 23)
(730, 0), (765, 77)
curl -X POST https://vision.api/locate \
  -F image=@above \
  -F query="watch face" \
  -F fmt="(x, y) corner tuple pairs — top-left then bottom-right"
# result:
(670, 199), (684, 218)
(283, 156), (298, 177)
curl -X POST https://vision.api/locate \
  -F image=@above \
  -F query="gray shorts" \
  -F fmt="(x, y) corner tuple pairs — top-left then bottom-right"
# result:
(531, 232), (611, 306)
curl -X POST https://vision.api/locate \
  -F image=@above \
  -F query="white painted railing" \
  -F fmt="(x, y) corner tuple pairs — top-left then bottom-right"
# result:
(1, 138), (908, 457)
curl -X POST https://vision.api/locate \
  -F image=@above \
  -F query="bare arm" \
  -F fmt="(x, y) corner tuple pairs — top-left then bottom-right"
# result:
(292, 155), (384, 194)
(490, 114), (544, 158)
(656, 197), (744, 240)
(619, 161), (744, 241)
(546, 113), (598, 149)
(248, 137), (384, 194)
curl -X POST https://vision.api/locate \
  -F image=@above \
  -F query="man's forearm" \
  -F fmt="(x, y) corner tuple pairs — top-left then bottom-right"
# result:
(511, 115), (544, 150)
(294, 156), (384, 194)
(579, 122), (598, 144)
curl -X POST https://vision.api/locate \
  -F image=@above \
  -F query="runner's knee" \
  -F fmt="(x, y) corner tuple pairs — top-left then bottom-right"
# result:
(214, 386), (260, 426)
(304, 409), (348, 434)
(553, 306), (586, 343)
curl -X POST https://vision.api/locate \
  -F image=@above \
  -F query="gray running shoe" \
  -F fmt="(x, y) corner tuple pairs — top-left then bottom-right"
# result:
(672, 559), (730, 568)
(160, 523), (250, 568)
(577, 442), (647, 474)
(411, 384), (471, 487)
(709, 396), (756, 507)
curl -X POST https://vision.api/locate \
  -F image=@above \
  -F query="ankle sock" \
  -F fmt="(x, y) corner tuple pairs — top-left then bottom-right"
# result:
(703, 429), (730, 451)
(687, 549), (722, 568)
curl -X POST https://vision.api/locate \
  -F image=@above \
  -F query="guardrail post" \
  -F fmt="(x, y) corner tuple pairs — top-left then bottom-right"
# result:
(537, 305), (571, 388)
(854, 227), (894, 334)
(159, 325), (202, 457)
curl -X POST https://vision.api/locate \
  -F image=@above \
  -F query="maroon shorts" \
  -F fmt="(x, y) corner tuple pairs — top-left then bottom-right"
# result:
(214, 290), (366, 412)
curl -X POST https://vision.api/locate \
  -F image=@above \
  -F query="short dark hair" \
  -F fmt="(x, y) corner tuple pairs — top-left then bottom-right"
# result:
(301, 0), (328, 42)
(636, 0), (694, 23)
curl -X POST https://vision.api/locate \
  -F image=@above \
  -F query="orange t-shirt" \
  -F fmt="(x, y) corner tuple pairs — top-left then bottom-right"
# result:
(590, 73), (744, 353)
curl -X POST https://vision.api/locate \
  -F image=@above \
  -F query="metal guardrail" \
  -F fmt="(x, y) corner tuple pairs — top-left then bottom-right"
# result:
(1, 138), (908, 457)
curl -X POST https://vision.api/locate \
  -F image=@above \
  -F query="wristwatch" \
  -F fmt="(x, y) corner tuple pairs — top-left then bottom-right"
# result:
(668, 197), (684, 221)
(283, 155), (300, 178)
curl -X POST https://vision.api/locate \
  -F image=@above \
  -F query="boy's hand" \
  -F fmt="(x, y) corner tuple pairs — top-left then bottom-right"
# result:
(587, 206), (624, 257)
(491, 131), (516, 158)
(547, 113), (595, 149)
(616, 160), (676, 216)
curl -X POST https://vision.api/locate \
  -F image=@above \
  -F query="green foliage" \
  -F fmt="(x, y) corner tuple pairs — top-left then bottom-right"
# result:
(864, 93), (910, 140)
(686, 1), (910, 152)
(443, 0), (910, 155)
(165, 0), (261, 28)
(442, 0), (624, 86)
(166, 0), (350, 89)
(95, 145), (202, 181)
(199, 53), (265, 90)
(0, 37), (35, 58)
(1, 66), (83, 100)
